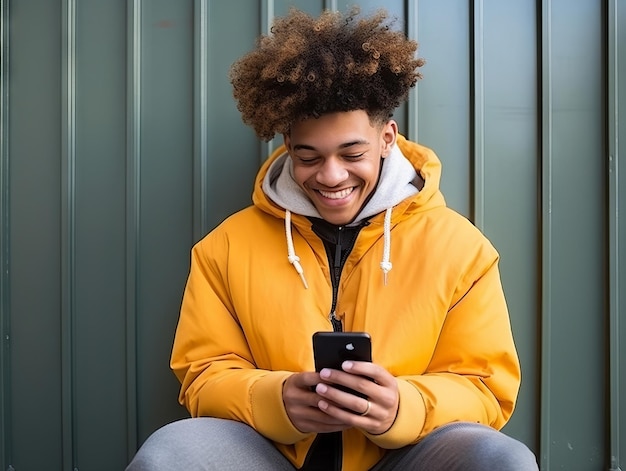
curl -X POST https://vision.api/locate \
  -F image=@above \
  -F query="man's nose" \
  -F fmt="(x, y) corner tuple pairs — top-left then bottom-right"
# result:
(316, 157), (348, 187)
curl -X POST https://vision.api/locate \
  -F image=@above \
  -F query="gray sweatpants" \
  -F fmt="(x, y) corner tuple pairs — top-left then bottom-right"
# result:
(126, 418), (538, 470)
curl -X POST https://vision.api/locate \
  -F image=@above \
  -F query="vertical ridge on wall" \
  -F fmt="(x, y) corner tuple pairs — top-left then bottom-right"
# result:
(323, 0), (338, 12)
(60, 0), (77, 468)
(539, 0), (553, 468)
(405, 0), (418, 142)
(471, 0), (485, 229)
(0, 0), (11, 467)
(193, 0), (210, 241)
(126, 0), (141, 458)
(259, 0), (275, 162)
(607, 1), (621, 469)
(260, 0), (273, 45)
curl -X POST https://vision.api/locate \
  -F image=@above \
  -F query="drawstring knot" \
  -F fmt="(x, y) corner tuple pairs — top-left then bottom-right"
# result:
(380, 207), (393, 285)
(285, 210), (309, 288)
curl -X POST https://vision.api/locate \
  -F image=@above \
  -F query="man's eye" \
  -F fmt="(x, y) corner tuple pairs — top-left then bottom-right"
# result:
(344, 153), (365, 159)
(297, 156), (319, 164)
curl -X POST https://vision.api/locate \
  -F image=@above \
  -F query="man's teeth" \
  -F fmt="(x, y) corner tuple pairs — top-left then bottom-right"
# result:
(319, 187), (354, 199)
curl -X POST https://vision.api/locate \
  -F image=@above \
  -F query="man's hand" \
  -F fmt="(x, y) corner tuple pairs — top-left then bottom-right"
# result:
(283, 371), (351, 433)
(314, 361), (399, 435)
(283, 362), (399, 435)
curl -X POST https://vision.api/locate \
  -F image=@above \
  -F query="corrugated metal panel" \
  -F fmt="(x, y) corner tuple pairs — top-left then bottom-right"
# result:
(608, 1), (624, 469)
(540, 1), (606, 468)
(6, 1), (65, 469)
(0, 0), (10, 466)
(474, 0), (540, 452)
(0, 1), (624, 469)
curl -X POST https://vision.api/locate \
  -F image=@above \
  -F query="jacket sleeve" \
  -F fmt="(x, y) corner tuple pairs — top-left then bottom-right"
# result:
(170, 232), (311, 445)
(366, 253), (521, 449)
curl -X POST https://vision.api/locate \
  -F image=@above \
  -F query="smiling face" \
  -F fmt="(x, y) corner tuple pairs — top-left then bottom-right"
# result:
(284, 110), (397, 226)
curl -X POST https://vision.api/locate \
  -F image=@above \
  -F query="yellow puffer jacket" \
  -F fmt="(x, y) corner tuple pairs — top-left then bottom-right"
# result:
(170, 135), (521, 470)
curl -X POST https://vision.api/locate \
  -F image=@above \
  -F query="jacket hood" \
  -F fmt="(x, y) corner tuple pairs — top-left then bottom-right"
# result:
(253, 134), (445, 221)
(262, 143), (419, 226)
(252, 135), (447, 287)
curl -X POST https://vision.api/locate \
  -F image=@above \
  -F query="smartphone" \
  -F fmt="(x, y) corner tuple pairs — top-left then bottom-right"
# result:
(312, 332), (372, 398)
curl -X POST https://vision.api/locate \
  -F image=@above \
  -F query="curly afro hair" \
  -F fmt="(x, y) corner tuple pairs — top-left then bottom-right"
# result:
(229, 7), (425, 141)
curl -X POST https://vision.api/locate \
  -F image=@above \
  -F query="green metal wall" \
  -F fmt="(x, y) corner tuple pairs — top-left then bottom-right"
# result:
(0, 0), (623, 470)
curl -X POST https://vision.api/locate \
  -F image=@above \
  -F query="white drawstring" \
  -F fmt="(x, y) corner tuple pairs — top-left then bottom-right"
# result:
(380, 207), (393, 285)
(285, 208), (392, 288)
(285, 210), (309, 289)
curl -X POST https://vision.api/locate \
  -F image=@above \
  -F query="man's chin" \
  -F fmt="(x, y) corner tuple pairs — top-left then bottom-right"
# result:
(317, 212), (354, 226)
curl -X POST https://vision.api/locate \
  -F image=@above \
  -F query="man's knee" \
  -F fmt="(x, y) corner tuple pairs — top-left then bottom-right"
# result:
(126, 418), (206, 470)
(126, 418), (294, 471)
(442, 423), (538, 470)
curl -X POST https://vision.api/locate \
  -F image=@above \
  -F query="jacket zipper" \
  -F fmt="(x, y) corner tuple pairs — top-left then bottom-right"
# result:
(329, 227), (344, 332)
(309, 221), (365, 471)
(328, 225), (361, 332)
(329, 226), (345, 471)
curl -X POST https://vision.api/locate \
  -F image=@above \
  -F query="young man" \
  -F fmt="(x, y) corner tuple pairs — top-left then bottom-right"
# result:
(127, 7), (538, 470)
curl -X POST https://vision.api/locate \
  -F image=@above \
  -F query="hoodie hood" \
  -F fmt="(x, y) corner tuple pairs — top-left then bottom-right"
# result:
(252, 134), (446, 287)
(262, 143), (421, 226)
(253, 134), (444, 219)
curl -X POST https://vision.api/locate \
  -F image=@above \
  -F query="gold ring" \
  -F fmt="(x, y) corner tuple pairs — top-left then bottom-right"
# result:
(360, 400), (372, 417)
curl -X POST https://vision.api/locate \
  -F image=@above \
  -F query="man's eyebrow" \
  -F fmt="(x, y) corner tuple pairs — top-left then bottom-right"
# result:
(292, 140), (370, 151)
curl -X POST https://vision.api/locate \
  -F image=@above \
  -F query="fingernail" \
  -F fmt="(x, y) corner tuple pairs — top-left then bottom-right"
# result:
(320, 368), (331, 378)
(318, 400), (328, 411)
(316, 383), (327, 394)
(342, 361), (353, 370)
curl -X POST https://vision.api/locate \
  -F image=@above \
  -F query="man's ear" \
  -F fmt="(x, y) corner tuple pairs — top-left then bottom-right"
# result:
(282, 133), (291, 152)
(380, 120), (398, 158)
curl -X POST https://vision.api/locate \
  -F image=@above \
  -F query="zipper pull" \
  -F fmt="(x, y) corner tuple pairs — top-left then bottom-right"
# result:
(329, 311), (343, 332)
